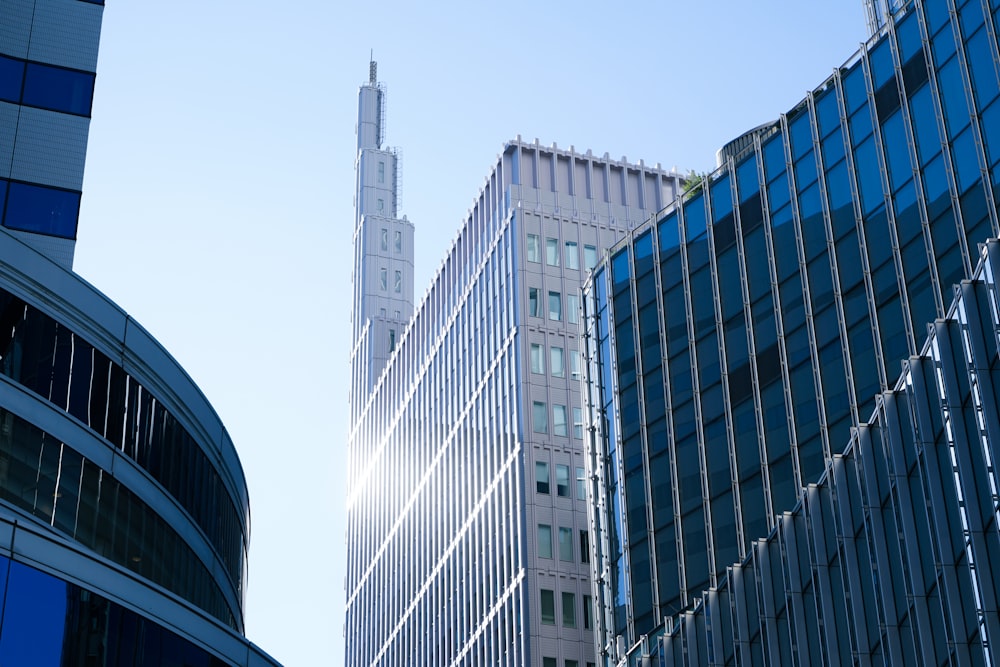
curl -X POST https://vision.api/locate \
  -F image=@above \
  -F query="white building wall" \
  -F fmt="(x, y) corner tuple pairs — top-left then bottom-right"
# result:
(346, 133), (682, 666)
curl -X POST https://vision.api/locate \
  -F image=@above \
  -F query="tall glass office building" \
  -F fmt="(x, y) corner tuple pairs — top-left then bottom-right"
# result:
(346, 125), (683, 662)
(0, 1), (281, 663)
(583, 0), (1000, 663)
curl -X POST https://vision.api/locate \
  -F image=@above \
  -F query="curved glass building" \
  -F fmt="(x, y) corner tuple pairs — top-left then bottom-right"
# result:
(583, 0), (1000, 663)
(0, 1), (281, 664)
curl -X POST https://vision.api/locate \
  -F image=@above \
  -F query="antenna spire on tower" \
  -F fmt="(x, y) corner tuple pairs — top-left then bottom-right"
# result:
(369, 52), (377, 85)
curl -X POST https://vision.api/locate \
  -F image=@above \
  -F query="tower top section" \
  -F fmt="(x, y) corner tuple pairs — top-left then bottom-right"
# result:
(357, 59), (384, 151)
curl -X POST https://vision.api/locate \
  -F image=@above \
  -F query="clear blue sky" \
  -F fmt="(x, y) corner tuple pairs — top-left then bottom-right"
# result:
(75, 3), (868, 665)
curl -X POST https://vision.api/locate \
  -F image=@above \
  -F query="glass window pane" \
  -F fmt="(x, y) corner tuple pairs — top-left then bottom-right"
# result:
(538, 524), (552, 558)
(394, 230), (401, 252)
(573, 408), (584, 440)
(533, 401), (548, 434)
(527, 234), (540, 262)
(0, 55), (24, 104)
(554, 405), (568, 436)
(529, 287), (539, 317)
(565, 241), (579, 269)
(580, 530), (590, 563)
(531, 343), (545, 374)
(535, 461), (549, 493)
(546, 238), (560, 266)
(562, 591), (577, 627)
(548, 291), (562, 320)
(584, 244), (598, 269)
(4, 183), (80, 239)
(541, 589), (556, 624)
(22, 63), (94, 116)
(576, 466), (586, 498)
(380, 228), (388, 251)
(550, 347), (564, 377)
(556, 464), (570, 496)
(559, 526), (573, 561)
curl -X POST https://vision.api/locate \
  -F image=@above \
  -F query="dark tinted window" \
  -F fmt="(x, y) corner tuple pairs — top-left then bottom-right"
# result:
(21, 63), (94, 116)
(0, 55), (24, 103)
(4, 182), (80, 238)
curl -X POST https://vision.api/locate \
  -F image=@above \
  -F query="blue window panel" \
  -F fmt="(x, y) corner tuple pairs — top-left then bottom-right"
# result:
(854, 138), (884, 214)
(0, 55), (24, 104)
(869, 39), (895, 90)
(881, 111), (912, 189)
(4, 182), (80, 238)
(982, 99), (1000, 167)
(932, 23), (958, 69)
(843, 64), (869, 114)
(896, 11), (923, 62)
(788, 110), (813, 160)
(21, 63), (94, 116)
(658, 211), (680, 252)
(960, 0), (986, 37)
(909, 84), (941, 164)
(849, 105), (874, 146)
(816, 85), (842, 139)
(822, 129), (846, 170)
(762, 133), (787, 182)
(826, 161), (855, 240)
(937, 58), (971, 135)
(925, 0), (951, 34)
(684, 193), (707, 242)
(794, 151), (818, 190)
(0, 560), (62, 665)
(767, 171), (791, 212)
(951, 127), (981, 193)
(611, 247), (631, 292)
(0, 181), (6, 217)
(965, 29), (1000, 110)
(710, 173), (733, 222)
(736, 153), (761, 201)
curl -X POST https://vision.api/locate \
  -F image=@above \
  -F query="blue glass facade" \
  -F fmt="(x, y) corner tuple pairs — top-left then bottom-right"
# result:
(583, 0), (1000, 663)
(605, 239), (1000, 665)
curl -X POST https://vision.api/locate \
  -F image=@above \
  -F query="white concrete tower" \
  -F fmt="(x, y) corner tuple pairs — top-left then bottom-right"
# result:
(350, 60), (415, 423)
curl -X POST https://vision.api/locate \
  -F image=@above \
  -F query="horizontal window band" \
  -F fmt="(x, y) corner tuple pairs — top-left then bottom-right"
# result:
(0, 179), (80, 240)
(0, 54), (95, 117)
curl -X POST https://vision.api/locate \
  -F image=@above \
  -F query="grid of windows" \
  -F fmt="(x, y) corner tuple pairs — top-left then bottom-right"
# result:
(347, 140), (682, 666)
(638, 241), (1000, 664)
(583, 1), (1000, 661)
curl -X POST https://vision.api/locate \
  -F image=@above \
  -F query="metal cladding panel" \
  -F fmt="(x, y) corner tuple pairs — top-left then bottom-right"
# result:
(0, 0), (33, 59)
(11, 107), (89, 190)
(4, 231), (74, 269)
(25, 0), (102, 71)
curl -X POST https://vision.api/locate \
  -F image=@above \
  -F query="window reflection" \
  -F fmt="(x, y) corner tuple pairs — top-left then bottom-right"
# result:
(0, 289), (245, 613)
(0, 409), (234, 627)
(0, 558), (230, 666)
